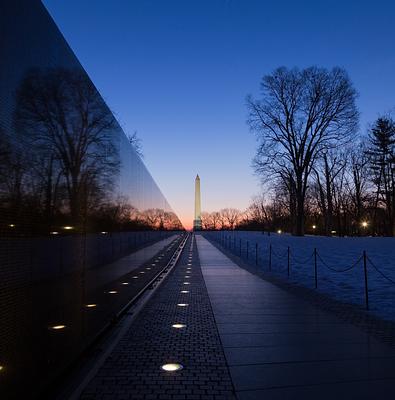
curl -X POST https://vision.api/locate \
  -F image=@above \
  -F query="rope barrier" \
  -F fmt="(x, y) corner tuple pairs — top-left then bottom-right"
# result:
(271, 247), (288, 259)
(316, 252), (362, 273)
(209, 233), (395, 289)
(291, 252), (314, 265)
(366, 256), (395, 285)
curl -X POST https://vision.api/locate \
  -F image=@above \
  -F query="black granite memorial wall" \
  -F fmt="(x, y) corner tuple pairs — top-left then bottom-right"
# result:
(0, 1), (182, 397)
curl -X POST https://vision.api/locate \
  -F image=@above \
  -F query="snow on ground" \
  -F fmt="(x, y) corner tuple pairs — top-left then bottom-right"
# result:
(203, 231), (395, 322)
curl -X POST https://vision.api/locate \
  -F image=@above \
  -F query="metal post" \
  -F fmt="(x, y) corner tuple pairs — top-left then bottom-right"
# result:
(363, 250), (369, 310)
(255, 243), (258, 266)
(314, 248), (318, 289)
(287, 246), (290, 277)
(269, 244), (272, 271)
(246, 241), (249, 259)
(239, 239), (242, 256)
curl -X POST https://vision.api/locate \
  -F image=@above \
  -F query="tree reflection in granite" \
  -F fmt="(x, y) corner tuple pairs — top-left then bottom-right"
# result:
(0, 68), (182, 235)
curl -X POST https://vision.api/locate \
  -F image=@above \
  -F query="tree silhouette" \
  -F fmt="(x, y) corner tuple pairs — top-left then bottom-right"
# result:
(247, 66), (358, 235)
(366, 117), (395, 235)
(15, 68), (120, 225)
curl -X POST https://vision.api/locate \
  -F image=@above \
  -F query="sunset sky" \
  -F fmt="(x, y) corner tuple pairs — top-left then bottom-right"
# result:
(43, 0), (395, 229)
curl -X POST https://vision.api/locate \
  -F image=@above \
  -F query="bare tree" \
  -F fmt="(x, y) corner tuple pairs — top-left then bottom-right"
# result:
(246, 194), (271, 228)
(127, 131), (144, 158)
(163, 211), (183, 230)
(140, 208), (162, 229)
(313, 150), (346, 235)
(346, 141), (370, 233)
(201, 212), (211, 229)
(247, 66), (358, 235)
(209, 211), (221, 230)
(221, 208), (241, 230)
(15, 68), (120, 223)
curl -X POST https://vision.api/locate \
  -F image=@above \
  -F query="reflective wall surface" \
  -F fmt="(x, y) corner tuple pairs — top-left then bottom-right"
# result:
(0, 1), (183, 397)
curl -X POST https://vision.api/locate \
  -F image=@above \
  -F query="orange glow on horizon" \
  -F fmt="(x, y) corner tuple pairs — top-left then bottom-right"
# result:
(178, 213), (193, 230)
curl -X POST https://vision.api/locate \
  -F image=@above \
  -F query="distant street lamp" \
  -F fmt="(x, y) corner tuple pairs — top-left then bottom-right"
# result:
(361, 221), (368, 228)
(277, 229), (282, 234)
(312, 225), (316, 230)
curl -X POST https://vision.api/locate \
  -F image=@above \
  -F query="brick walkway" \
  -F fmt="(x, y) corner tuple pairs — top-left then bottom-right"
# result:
(80, 234), (235, 400)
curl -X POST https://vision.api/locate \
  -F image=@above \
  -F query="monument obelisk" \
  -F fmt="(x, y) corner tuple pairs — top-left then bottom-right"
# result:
(193, 174), (202, 230)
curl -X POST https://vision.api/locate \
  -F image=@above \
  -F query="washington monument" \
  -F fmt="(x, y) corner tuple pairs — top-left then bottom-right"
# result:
(193, 174), (202, 230)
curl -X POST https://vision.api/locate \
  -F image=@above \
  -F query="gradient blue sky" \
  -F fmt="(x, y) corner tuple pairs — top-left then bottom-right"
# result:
(43, 0), (395, 228)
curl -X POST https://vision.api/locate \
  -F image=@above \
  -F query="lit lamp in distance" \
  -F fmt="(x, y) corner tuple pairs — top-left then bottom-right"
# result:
(361, 221), (368, 235)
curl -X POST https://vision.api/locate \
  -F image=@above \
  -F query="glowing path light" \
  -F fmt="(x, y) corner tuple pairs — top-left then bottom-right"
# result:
(49, 324), (66, 330)
(172, 323), (186, 329)
(161, 363), (183, 372)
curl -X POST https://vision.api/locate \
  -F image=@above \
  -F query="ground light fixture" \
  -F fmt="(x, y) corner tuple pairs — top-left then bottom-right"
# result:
(172, 323), (186, 329)
(146, 267), (151, 270)
(85, 304), (97, 308)
(108, 290), (118, 294)
(62, 226), (74, 230)
(180, 290), (189, 293)
(121, 282), (129, 285)
(160, 362), (184, 372)
(49, 325), (66, 330)
(177, 303), (188, 307)
(183, 282), (190, 285)
(132, 276), (138, 279)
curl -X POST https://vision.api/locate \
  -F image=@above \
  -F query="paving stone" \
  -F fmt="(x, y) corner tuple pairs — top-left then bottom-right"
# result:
(196, 235), (395, 399)
(80, 235), (235, 400)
